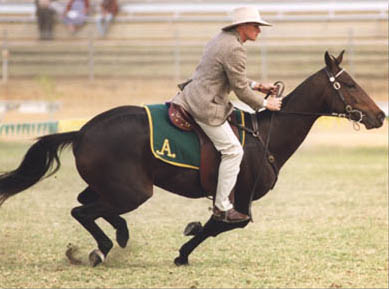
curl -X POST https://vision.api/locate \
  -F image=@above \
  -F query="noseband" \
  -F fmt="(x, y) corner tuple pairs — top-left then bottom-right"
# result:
(325, 68), (364, 130)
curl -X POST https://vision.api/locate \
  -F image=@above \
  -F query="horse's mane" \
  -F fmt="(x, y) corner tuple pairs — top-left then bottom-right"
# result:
(283, 68), (324, 107)
(254, 67), (324, 124)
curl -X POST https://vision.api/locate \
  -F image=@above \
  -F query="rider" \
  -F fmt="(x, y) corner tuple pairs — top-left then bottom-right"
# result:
(171, 6), (283, 223)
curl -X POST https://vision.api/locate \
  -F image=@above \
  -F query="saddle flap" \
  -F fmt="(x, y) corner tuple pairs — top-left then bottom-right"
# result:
(148, 103), (245, 199)
(168, 102), (194, 132)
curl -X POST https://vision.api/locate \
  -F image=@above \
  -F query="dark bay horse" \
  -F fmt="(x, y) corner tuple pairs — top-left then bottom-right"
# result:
(0, 51), (385, 267)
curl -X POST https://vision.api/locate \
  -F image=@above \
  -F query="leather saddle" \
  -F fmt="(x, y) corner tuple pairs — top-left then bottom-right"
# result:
(168, 102), (240, 198)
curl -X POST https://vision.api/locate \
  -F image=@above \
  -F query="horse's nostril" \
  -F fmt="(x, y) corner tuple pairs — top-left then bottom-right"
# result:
(378, 111), (386, 123)
(376, 111), (386, 126)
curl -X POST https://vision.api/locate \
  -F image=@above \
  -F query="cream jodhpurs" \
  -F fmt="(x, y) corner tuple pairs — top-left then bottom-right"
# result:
(196, 120), (244, 211)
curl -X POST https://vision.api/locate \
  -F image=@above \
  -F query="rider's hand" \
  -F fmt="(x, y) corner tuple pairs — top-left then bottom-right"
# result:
(257, 83), (277, 95)
(265, 96), (282, 111)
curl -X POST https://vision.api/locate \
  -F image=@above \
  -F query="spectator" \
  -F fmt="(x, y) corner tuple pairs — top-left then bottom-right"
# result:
(63, 0), (90, 35)
(35, 0), (56, 40)
(96, 0), (119, 37)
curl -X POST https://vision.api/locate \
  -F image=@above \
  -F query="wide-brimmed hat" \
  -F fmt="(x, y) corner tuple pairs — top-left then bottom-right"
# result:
(222, 6), (272, 30)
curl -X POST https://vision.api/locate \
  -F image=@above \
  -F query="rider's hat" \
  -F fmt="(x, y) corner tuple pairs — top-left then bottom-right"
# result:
(222, 6), (272, 30)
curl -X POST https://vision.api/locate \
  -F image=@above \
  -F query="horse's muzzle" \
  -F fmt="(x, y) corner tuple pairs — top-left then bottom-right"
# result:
(364, 110), (386, 129)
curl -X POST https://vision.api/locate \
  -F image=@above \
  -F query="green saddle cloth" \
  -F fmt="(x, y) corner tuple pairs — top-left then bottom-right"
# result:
(144, 104), (246, 169)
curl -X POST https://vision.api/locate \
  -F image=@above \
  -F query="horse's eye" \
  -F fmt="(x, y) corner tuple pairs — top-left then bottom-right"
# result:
(344, 82), (356, 88)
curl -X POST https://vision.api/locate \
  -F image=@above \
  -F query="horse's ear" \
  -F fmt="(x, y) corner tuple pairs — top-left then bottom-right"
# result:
(335, 50), (345, 65)
(325, 51), (332, 68)
(324, 51), (337, 70)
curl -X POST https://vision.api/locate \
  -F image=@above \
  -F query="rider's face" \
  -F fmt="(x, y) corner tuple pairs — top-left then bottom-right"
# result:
(243, 23), (261, 41)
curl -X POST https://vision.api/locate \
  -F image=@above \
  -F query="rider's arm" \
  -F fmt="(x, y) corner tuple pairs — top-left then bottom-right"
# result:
(223, 46), (266, 110)
(250, 81), (277, 95)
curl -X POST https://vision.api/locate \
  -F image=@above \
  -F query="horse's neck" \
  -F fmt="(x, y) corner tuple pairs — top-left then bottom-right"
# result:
(265, 72), (327, 169)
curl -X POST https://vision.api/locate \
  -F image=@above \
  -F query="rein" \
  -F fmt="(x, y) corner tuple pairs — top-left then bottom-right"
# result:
(232, 70), (365, 219)
(274, 69), (364, 131)
(230, 82), (284, 222)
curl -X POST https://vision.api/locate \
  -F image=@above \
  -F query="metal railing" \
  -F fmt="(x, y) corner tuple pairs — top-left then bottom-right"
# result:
(0, 4), (387, 92)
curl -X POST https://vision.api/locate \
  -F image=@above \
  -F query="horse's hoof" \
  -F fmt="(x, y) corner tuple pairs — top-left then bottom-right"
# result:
(174, 255), (189, 266)
(89, 249), (105, 267)
(183, 221), (202, 236)
(116, 227), (129, 248)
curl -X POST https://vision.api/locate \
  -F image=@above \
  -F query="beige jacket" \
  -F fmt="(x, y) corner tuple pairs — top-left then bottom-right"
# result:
(172, 29), (265, 126)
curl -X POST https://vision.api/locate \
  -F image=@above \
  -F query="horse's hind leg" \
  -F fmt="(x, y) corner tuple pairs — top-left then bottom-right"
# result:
(71, 202), (118, 267)
(77, 187), (129, 248)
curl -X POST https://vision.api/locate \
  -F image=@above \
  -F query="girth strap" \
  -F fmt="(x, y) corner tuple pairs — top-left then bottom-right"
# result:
(229, 113), (278, 178)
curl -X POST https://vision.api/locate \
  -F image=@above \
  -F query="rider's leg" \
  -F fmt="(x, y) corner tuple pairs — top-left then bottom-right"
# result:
(196, 120), (248, 222)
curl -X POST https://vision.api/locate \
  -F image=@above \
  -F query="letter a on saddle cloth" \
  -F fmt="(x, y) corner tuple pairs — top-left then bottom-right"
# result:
(144, 103), (246, 198)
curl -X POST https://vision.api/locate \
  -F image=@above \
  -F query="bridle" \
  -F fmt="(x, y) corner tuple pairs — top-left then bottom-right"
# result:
(324, 68), (364, 130)
(233, 69), (363, 132)
(267, 68), (365, 130)
(232, 68), (367, 154)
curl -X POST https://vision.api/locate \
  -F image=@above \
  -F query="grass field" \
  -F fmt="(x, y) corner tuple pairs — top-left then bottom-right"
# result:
(0, 130), (387, 288)
(0, 11), (387, 287)
(0, 18), (388, 286)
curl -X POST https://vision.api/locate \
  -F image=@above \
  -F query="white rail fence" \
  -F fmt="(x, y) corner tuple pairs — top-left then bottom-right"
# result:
(0, 1), (388, 84)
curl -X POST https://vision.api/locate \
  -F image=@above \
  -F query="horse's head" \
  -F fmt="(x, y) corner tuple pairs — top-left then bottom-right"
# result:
(323, 50), (385, 129)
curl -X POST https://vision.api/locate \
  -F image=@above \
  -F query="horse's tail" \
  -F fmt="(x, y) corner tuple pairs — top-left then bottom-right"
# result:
(0, 131), (79, 206)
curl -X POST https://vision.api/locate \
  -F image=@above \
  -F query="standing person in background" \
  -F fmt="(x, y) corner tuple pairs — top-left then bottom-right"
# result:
(96, 0), (119, 37)
(35, 0), (56, 40)
(172, 6), (282, 223)
(63, 0), (90, 35)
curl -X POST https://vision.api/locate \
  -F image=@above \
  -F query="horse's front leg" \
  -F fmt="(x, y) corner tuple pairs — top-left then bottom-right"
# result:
(174, 216), (250, 266)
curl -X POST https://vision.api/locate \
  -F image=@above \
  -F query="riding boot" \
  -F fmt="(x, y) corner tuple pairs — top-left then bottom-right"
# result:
(213, 207), (249, 223)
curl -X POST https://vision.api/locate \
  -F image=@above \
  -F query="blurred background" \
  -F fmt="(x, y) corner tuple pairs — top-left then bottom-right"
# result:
(0, 0), (387, 140)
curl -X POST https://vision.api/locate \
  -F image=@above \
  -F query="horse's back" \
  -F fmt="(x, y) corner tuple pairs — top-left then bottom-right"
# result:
(80, 105), (147, 132)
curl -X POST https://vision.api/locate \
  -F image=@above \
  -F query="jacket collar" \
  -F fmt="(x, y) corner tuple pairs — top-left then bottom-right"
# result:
(225, 28), (243, 44)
